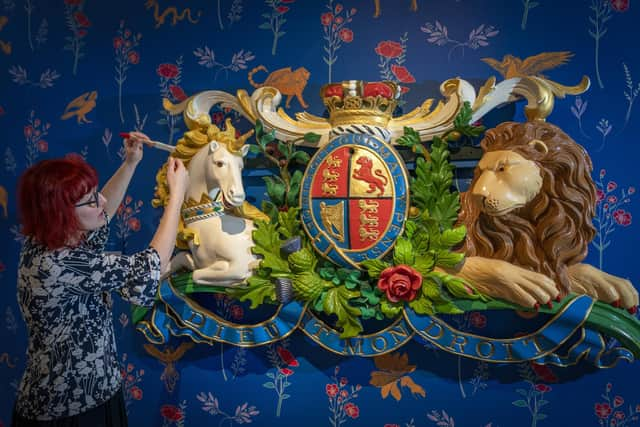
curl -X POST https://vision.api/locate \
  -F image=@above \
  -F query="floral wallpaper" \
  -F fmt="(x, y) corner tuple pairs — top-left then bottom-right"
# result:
(0, 1), (639, 426)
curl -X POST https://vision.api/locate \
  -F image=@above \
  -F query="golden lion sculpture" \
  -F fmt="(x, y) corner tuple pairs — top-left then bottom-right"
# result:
(447, 121), (638, 311)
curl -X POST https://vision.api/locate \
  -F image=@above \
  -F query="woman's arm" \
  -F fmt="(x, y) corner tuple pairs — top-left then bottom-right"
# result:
(149, 157), (189, 273)
(101, 131), (149, 218)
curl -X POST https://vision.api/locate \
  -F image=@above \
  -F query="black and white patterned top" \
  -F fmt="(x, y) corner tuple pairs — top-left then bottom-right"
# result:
(15, 216), (161, 420)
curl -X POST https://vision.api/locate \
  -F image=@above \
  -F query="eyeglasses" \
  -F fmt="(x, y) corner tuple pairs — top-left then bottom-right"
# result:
(75, 191), (101, 208)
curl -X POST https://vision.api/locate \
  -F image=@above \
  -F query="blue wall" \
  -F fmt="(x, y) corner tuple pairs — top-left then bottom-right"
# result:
(1, 1), (639, 426)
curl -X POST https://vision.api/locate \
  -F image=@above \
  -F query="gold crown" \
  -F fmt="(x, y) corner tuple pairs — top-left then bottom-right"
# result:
(321, 80), (399, 127)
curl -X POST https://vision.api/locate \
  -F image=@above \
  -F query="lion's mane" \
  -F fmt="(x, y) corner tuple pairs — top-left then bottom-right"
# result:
(459, 121), (597, 295)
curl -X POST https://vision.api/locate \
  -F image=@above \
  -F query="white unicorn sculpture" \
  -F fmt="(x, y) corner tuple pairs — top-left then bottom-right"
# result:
(153, 118), (269, 286)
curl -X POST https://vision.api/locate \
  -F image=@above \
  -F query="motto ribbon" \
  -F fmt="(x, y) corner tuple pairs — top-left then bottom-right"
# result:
(136, 280), (637, 367)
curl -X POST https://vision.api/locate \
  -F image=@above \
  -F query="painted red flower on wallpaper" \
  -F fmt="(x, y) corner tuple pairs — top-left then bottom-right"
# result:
(595, 403), (613, 419)
(321, 12), (334, 26)
(23, 111), (50, 167)
(73, 11), (91, 27)
(326, 383), (339, 397)
(129, 386), (142, 400)
(530, 362), (558, 383)
(375, 41), (403, 58)
(610, 0), (629, 12)
(378, 265), (422, 302)
(157, 63), (179, 79)
(115, 195), (143, 252)
(169, 85), (188, 102)
(322, 1), (357, 82)
(161, 405), (184, 422)
(64, 0), (90, 75)
(391, 65), (416, 83)
(277, 346), (300, 367)
(263, 342), (297, 417)
(593, 169), (635, 269)
(339, 28), (353, 43)
(327, 366), (361, 426)
(613, 209), (632, 226)
(260, 0), (296, 55)
(279, 368), (294, 376)
(157, 57), (185, 145)
(127, 51), (140, 65)
(344, 402), (359, 418)
(469, 312), (486, 328)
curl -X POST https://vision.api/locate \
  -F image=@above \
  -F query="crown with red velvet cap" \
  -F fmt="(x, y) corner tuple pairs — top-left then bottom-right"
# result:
(320, 80), (400, 127)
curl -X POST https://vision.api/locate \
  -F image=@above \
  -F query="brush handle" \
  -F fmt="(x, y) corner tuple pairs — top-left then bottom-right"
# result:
(119, 132), (176, 152)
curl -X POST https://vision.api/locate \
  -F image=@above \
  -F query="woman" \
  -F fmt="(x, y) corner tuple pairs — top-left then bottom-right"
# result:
(12, 132), (188, 426)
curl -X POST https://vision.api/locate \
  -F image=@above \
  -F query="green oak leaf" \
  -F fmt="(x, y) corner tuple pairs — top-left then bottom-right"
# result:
(409, 295), (435, 315)
(360, 259), (390, 278)
(380, 299), (403, 318)
(228, 276), (276, 309)
(323, 286), (363, 338)
(393, 238), (415, 266)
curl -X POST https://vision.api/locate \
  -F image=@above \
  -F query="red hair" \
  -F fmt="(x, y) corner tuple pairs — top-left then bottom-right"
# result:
(18, 155), (99, 249)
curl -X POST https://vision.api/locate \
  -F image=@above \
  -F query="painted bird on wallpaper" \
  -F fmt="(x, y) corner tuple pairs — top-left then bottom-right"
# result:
(61, 91), (97, 124)
(143, 342), (194, 393)
(248, 65), (310, 109)
(0, 185), (7, 218)
(144, 0), (201, 29)
(373, 0), (418, 17)
(481, 51), (574, 79)
(0, 16), (11, 55)
(369, 352), (426, 401)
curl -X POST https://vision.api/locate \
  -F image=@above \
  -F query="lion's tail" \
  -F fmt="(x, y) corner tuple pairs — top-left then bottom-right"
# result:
(248, 65), (268, 88)
(375, 169), (388, 185)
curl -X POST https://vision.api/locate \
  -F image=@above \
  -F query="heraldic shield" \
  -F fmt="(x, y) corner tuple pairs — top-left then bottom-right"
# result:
(300, 133), (409, 268)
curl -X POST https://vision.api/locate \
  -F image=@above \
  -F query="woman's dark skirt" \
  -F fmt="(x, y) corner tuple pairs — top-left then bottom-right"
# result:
(11, 389), (128, 427)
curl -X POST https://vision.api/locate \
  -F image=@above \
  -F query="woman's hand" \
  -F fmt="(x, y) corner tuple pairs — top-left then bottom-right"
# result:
(166, 157), (189, 203)
(122, 131), (150, 167)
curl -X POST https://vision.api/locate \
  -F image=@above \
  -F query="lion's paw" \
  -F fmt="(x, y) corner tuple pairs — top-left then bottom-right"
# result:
(456, 257), (560, 309)
(568, 263), (639, 310)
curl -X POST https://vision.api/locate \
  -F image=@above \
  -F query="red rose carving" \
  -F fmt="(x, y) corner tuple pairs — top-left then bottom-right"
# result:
(377, 265), (422, 303)
(375, 41), (403, 58)
(160, 405), (184, 421)
(157, 63), (179, 79)
(363, 82), (393, 98)
(391, 65), (415, 83)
